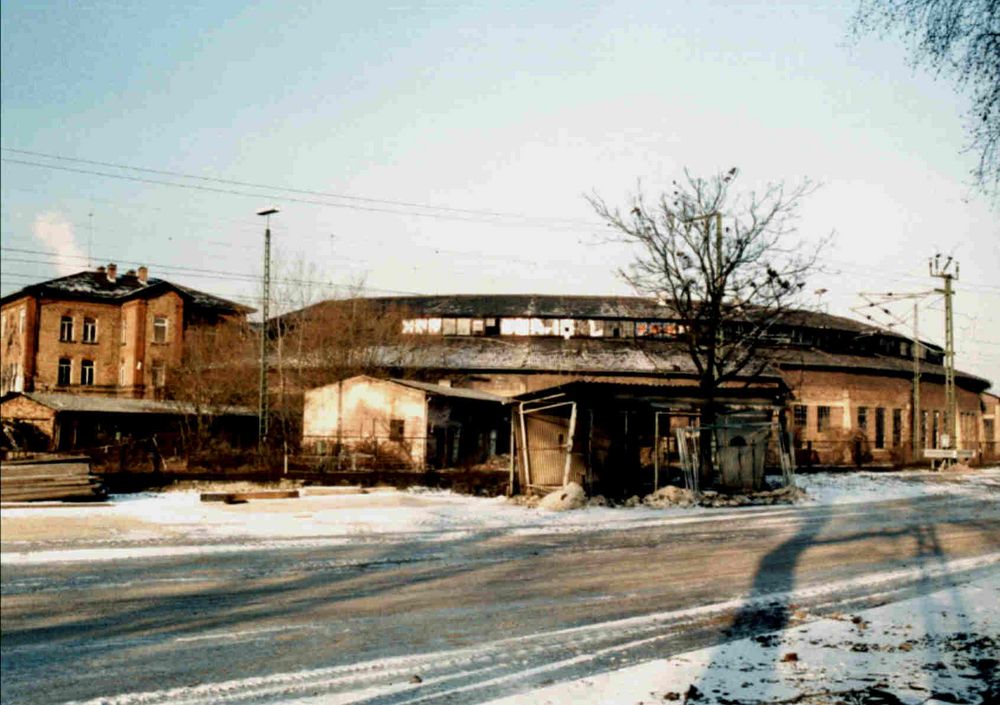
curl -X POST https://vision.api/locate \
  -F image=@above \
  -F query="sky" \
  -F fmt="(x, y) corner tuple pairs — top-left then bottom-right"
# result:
(1, 1), (998, 384)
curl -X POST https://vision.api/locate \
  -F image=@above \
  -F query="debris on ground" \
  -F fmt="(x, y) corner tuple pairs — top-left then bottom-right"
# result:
(538, 482), (586, 511)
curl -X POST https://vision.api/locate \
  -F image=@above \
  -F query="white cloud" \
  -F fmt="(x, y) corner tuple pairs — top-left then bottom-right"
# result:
(32, 212), (86, 277)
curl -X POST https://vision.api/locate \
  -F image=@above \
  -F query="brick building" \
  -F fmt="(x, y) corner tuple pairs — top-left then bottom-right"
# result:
(1, 263), (251, 399)
(286, 294), (994, 467)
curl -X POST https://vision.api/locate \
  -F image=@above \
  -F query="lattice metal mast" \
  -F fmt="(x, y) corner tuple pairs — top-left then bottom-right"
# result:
(929, 255), (959, 450)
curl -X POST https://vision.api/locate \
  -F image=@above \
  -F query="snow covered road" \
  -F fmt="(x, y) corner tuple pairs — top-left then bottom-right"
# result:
(2, 470), (998, 704)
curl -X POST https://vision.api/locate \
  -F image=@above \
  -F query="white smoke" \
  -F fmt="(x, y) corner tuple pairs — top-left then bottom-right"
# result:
(32, 212), (87, 276)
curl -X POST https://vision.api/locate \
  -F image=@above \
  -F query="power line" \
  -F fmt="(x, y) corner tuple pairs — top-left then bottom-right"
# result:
(1, 150), (602, 230)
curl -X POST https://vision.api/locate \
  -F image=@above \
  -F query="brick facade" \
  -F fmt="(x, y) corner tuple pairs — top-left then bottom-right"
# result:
(1, 265), (249, 399)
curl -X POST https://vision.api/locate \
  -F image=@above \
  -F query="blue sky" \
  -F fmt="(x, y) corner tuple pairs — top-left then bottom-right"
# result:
(2, 1), (998, 383)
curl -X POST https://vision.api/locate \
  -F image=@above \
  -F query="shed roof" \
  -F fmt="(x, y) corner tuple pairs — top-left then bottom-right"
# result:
(390, 378), (507, 403)
(1, 392), (254, 417)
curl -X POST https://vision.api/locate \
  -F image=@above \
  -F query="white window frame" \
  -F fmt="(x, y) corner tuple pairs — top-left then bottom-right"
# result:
(83, 317), (98, 344)
(80, 359), (95, 385)
(59, 316), (74, 342)
(153, 316), (168, 344)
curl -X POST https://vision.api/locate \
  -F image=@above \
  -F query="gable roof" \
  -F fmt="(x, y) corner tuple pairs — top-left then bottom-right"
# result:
(390, 378), (507, 403)
(0, 269), (253, 314)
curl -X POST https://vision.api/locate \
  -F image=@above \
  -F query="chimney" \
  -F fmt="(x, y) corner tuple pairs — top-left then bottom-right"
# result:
(106, 263), (117, 283)
(137, 266), (148, 284)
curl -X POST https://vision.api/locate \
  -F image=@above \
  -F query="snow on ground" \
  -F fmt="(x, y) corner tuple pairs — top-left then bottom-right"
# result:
(1, 468), (997, 566)
(479, 573), (1000, 705)
(795, 466), (1000, 505)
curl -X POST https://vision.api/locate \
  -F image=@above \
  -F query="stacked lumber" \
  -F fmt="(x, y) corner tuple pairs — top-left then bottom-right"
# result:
(0, 455), (105, 502)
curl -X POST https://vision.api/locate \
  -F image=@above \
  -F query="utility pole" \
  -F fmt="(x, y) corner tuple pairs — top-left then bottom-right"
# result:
(912, 300), (920, 458)
(929, 255), (959, 451)
(853, 289), (934, 460)
(257, 207), (279, 450)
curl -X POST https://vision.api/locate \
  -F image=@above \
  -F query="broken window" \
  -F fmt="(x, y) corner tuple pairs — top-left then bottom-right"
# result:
(83, 317), (98, 343)
(441, 318), (457, 335)
(59, 316), (73, 342)
(484, 318), (499, 336)
(500, 318), (530, 336)
(793, 405), (807, 428)
(80, 359), (95, 385)
(456, 318), (472, 336)
(402, 319), (418, 334)
(817, 406), (831, 432)
(471, 319), (485, 335)
(427, 318), (442, 334)
(857, 406), (868, 433)
(588, 320), (604, 337)
(389, 419), (404, 442)
(58, 358), (71, 385)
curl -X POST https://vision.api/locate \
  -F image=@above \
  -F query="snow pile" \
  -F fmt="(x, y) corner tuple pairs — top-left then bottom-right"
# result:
(538, 482), (586, 511)
(796, 466), (1000, 505)
(643, 484), (804, 508)
(482, 573), (1000, 705)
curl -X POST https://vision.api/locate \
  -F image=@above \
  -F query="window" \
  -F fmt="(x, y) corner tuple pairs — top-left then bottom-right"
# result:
(817, 406), (831, 432)
(932, 411), (940, 449)
(18, 309), (25, 334)
(389, 419), (404, 442)
(153, 316), (168, 343)
(892, 409), (903, 447)
(57, 358), (72, 385)
(793, 405), (807, 428)
(80, 360), (95, 385)
(119, 360), (126, 386)
(150, 360), (165, 388)
(875, 407), (886, 449)
(985, 419), (995, 442)
(856, 406), (868, 433)
(921, 410), (928, 447)
(120, 319), (127, 345)
(59, 316), (74, 342)
(82, 317), (97, 343)
(441, 318), (457, 335)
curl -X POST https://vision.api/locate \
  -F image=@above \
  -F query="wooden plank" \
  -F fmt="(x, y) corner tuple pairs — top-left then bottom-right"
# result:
(200, 490), (300, 502)
(1, 463), (91, 479)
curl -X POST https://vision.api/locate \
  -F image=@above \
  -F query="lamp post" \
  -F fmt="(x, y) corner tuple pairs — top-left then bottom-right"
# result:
(257, 207), (278, 450)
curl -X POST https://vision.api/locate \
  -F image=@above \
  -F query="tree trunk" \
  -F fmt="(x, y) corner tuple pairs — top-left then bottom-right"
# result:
(698, 390), (717, 490)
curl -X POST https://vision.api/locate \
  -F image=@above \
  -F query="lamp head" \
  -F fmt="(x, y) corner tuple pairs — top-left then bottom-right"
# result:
(257, 207), (279, 216)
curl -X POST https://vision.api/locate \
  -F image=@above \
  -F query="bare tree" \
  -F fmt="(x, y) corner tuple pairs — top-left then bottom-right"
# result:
(589, 169), (824, 484)
(852, 0), (1000, 194)
(165, 319), (257, 456)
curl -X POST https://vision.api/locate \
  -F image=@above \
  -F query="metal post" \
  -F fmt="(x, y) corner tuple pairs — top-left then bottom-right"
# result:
(653, 412), (660, 492)
(930, 256), (958, 454)
(912, 300), (921, 458)
(562, 402), (577, 486)
(518, 402), (532, 489)
(257, 208), (278, 451)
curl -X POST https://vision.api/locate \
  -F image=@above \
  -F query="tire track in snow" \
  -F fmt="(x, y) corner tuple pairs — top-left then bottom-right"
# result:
(60, 552), (1000, 705)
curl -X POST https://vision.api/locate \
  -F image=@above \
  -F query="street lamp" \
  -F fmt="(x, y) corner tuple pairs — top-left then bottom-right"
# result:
(257, 207), (278, 450)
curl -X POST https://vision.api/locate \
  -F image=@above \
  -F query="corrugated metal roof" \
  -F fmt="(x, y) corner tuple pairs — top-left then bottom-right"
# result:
(390, 379), (507, 403)
(5, 392), (254, 416)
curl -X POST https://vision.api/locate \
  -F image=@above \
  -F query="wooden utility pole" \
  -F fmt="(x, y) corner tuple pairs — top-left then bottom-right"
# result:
(912, 300), (921, 457)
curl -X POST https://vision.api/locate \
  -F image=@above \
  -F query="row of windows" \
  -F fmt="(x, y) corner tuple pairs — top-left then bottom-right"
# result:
(58, 315), (170, 344)
(401, 317), (687, 339)
(793, 404), (974, 449)
(56, 359), (165, 387)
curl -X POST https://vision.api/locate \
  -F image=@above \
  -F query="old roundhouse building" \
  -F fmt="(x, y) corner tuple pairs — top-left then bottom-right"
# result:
(298, 294), (994, 470)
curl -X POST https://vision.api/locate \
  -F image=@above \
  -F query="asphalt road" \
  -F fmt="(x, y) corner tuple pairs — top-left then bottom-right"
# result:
(2, 493), (999, 705)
